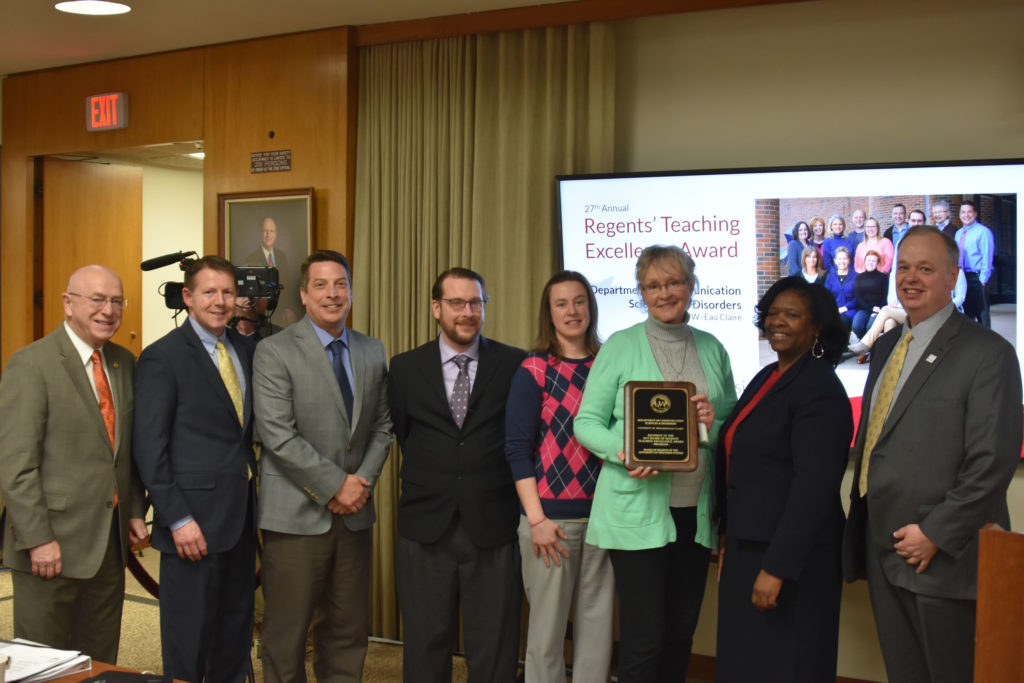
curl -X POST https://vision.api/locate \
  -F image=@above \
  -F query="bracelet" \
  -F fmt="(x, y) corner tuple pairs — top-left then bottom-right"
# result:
(529, 517), (547, 527)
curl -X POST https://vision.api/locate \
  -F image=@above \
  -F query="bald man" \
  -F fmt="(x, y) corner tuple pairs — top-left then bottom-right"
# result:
(0, 266), (147, 662)
(242, 217), (299, 324)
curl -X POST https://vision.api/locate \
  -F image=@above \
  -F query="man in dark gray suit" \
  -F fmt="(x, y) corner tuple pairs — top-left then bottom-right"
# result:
(254, 250), (392, 683)
(843, 226), (1022, 683)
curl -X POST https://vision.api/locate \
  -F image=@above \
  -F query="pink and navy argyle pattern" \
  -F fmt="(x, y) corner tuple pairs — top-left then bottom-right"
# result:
(521, 354), (601, 501)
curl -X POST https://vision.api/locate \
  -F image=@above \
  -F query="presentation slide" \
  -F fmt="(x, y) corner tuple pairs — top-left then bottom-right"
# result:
(559, 160), (1024, 398)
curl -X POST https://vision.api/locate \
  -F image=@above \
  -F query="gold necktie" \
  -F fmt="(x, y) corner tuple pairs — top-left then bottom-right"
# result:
(859, 331), (913, 496)
(217, 340), (244, 425)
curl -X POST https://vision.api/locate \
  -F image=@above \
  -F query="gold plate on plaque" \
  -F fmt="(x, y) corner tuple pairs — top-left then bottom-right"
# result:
(623, 381), (698, 472)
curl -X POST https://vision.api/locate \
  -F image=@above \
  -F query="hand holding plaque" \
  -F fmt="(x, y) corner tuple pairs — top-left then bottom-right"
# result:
(623, 381), (699, 472)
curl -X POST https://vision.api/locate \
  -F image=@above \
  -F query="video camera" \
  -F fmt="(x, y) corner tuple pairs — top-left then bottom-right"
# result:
(141, 251), (283, 314)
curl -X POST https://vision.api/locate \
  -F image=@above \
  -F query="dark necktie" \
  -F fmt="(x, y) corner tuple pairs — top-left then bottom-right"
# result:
(330, 338), (354, 420)
(450, 354), (471, 428)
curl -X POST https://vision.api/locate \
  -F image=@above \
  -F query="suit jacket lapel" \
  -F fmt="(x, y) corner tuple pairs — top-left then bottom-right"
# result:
(182, 321), (241, 429)
(466, 336), (499, 413)
(347, 332), (369, 429)
(226, 328), (255, 430)
(879, 315), (960, 442)
(56, 327), (112, 451)
(106, 348), (128, 458)
(417, 338), (450, 410)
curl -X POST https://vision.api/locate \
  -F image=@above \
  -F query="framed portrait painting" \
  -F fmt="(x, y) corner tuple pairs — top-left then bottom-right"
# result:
(219, 188), (314, 326)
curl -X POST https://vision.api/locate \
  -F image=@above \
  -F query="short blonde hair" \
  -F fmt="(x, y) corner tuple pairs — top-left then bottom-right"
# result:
(635, 245), (697, 290)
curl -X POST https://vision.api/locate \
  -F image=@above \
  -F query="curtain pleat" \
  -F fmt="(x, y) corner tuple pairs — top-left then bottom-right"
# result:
(354, 23), (615, 640)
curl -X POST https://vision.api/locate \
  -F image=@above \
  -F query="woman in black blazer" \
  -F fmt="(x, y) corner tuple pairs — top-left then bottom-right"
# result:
(714, 276), (853, 682)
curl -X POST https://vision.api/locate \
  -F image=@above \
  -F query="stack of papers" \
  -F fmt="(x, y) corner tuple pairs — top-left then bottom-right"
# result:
(0, 639), (92, 683)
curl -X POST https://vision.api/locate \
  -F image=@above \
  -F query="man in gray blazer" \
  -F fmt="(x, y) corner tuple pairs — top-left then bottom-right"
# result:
(843, 226), (1022, 683)
(0, 265), (147, 662)
(254, 250), (392, 683)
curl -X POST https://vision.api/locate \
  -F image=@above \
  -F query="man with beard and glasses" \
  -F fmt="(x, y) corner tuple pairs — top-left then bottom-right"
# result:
(388, 267), (526, 683)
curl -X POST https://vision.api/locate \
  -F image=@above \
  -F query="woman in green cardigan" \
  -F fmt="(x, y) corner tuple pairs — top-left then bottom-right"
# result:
(575, 245), (737, 683)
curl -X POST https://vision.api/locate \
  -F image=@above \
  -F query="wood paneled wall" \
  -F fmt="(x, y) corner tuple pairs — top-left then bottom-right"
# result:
(0, 28), (357, 363)
(202, 29), (358, 257)
(1, 0), (804, 362)
(1, 50), (204, 361)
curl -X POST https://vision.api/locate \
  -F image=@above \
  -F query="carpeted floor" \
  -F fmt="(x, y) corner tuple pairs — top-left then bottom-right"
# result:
(0, 548), (472, 682)
(0, 549), (712, 682)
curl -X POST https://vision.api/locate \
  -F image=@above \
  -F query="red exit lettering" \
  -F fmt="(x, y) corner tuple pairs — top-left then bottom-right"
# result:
(86, 92), (129, 131)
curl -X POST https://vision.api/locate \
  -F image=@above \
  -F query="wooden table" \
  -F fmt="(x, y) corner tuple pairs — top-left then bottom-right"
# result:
(50, 661), (182, 682)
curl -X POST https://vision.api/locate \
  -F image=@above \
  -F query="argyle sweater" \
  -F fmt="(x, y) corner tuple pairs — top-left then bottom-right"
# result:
(504, 352), (602, 519)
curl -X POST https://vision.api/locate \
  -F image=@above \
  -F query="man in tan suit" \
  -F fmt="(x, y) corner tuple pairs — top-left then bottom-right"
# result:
(0, 265), (147, 662)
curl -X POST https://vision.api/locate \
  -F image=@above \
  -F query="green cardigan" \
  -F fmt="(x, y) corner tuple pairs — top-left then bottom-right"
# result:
(575, 321), (737, 551)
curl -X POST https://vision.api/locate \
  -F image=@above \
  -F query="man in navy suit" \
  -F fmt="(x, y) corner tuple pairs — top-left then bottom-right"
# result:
(388, 268), (526, 683)
(134, 256), (257, 683)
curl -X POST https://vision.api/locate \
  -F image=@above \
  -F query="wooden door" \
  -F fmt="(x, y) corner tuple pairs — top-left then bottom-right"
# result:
(41, 158), (143, 356)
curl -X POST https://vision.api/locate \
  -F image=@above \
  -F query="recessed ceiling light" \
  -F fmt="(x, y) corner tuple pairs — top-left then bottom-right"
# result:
(55, 1), (132, 16)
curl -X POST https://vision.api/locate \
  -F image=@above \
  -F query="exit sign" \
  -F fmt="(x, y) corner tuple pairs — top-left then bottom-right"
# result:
(86, 92), (129, 131)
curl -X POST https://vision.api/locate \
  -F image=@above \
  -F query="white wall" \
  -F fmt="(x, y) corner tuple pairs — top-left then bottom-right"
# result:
(615, 0), (1024, 172)
(615, 0), (1024, 680)
(140, 165), (203, 347)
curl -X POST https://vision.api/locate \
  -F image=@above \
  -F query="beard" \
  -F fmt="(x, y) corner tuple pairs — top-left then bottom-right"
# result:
(441, 316), (481, 347)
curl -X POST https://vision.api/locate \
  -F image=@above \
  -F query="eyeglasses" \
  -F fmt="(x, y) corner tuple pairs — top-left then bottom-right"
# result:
(439, 297), (488, 312)
(67, 292), (127, 310)
(640, 279), (689, 294)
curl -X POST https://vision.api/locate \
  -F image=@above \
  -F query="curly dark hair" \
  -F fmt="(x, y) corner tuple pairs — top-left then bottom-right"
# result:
(756, 276), (847, 367)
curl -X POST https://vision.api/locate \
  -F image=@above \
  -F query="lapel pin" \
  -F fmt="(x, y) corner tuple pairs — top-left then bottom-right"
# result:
(925, 354), (937, 364)
(112, 362), (120, 368)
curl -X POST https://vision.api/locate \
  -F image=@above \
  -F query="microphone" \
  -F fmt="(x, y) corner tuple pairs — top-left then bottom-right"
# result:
(141, 251), (196, 271)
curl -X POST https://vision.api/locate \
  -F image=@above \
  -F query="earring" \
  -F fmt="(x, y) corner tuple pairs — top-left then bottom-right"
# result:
(812, 337), (825, 359)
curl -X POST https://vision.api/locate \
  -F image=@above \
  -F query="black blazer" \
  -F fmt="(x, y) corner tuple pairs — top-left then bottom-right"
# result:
(133, 321), (257, 555)
(716, 353), (853, 581)
(389, 336), (526, 548)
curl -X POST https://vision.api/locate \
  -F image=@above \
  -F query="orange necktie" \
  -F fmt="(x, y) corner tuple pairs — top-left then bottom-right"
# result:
(268, 251), (276, 268)
(91, 350), (116, 449)
(92, 350), (117, 508)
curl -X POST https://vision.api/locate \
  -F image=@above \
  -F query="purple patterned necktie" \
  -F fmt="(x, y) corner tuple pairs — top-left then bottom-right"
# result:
(450, 354), (470, 428)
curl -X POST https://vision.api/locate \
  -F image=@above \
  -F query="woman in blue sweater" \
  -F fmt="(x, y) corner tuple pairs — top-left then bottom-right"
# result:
(821, 214), (853, 273)
(505, 271), (613, 683)
(824, 246), (856, 335)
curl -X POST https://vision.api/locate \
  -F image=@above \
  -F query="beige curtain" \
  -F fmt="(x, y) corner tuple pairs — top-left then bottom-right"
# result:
(353, 23), (615, 640)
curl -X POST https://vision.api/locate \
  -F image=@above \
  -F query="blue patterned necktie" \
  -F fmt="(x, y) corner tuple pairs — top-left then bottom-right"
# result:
(450, 354), (470, 428)
(329, 338), (354, 420)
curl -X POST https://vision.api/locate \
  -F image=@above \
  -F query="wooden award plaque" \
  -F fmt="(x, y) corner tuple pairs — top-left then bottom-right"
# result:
(623, 380), (699, 472)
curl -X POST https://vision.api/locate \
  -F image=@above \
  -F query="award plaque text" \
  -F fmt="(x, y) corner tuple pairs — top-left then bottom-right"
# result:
(623, 381), (698, 472)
